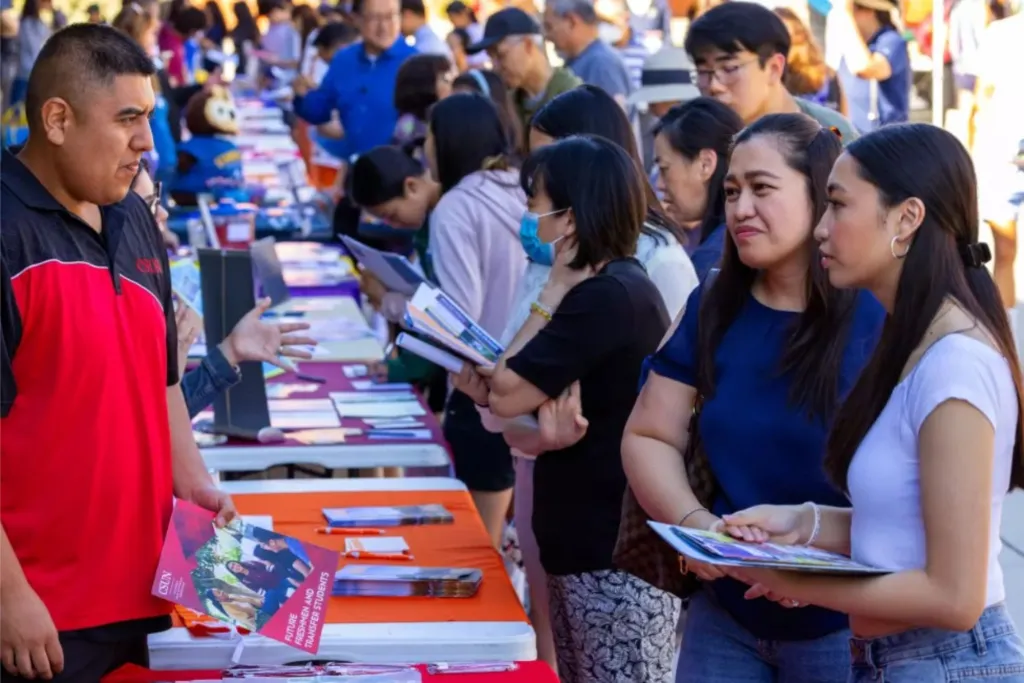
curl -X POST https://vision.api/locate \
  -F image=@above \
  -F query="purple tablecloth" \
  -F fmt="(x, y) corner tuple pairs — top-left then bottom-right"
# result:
(287, 278), (360, 301)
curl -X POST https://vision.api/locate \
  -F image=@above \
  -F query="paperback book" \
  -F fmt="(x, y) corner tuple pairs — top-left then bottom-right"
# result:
(333, 565), (483, 598)
(648, 522), (889, 575)
(152, 500), (340, 653)
(322, 504), (454, 528)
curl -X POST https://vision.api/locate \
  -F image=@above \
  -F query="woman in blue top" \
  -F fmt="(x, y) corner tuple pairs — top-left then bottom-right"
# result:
(652, 97), (743, 281)
(621, 113), (886, 683)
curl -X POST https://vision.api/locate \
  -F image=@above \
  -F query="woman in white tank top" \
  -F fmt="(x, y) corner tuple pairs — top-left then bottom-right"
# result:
(715, 124), (1024, 681)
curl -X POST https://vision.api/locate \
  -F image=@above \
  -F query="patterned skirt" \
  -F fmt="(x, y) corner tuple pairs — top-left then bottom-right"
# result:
(547, 569), (681, 683)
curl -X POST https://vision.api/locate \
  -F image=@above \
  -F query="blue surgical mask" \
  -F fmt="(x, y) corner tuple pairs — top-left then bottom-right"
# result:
(519, 210), (566, 266)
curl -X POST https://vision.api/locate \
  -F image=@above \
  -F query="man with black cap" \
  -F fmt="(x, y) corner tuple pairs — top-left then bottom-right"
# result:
(467, 7), (581, 132)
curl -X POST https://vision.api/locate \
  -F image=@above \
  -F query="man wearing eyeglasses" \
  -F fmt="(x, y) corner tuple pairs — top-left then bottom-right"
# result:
(291, 0), (416, 239)
(684, 2), (857, 140)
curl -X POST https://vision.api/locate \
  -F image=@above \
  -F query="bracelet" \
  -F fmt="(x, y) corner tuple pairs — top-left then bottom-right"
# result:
(678, 506), (708, 528)
(802, 501), (821, 547)
(530, 301), (553, 321)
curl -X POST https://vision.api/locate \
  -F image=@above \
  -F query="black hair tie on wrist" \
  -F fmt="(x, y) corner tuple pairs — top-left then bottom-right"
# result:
(960, 242), (992, 269)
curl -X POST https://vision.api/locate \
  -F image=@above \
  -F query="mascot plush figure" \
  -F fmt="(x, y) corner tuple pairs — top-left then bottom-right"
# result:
(170, 85), (246, 205)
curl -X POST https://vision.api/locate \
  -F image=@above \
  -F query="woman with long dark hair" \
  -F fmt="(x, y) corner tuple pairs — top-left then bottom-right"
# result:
(426, 93), (527, 549)
(720, 124), (1024, 679)
(653, 97), (744, 280)
(452, 69), (523, 158)
(11, 0), (52, 105)
(232, 0), (261, 79)
(621, 114), (885, 682)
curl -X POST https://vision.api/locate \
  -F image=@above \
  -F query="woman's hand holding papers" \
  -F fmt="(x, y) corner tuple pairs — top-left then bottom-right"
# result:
(721, 504), (810, 546)
(537, 381), (589, 451)
(176, 304), (203, 379)
(452, 364), (491, 406)
(220, 298), (317, 371)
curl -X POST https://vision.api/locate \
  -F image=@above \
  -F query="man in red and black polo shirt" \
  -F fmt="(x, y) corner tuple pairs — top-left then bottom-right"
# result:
(0, 25), (236, 681)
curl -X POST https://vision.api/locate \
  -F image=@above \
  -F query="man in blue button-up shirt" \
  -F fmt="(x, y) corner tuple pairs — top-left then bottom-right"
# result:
(292, 0), (416, 162)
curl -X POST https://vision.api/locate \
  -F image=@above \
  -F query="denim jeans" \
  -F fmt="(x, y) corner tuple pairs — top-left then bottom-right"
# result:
(848, 603), (1024, 682)
(677, 590), (850, 683)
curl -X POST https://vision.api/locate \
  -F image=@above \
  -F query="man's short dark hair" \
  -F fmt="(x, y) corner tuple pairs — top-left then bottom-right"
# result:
(684, 2), (790, 65)
(401, 0), (426, 16)
(25, 23), (156, 132)
(173, 5), (208, 34)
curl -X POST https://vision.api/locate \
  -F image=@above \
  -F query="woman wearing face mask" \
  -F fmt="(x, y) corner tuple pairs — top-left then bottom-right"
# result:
(720, 124), (1024, 681)
(621, 114), (886, 683)
(425, 93), (528, 548)
(653, 97), (744, 280)
(486, 135), (679, 682)
(453, 83), (697, 670)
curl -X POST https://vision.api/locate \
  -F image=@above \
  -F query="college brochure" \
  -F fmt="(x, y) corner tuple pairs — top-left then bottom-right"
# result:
(152, 500), (340, 653)
(395, 332), (465, 374)
(333, 565), (483, 598)
(403, 285), (504, 368)
(322, 504), (454, 528)
(341, 235), (426, 297)
(648, 522), (889, 575)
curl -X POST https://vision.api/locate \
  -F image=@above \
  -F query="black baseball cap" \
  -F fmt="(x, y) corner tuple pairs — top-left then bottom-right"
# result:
(467, 7), (541, 54)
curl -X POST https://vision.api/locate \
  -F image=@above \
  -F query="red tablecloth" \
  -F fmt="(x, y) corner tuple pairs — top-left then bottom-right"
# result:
(103, 663), (557, 682)
(203, 362), (447, 452)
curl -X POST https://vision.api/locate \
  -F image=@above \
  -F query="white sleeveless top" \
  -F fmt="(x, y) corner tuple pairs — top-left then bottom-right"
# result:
(848, 334), (1018, 608)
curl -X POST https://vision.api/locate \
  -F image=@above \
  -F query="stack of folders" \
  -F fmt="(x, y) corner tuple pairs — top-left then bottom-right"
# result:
(332, 565), (483, 598)
(329, 391), (426, 420)
(323, 504), (454, 528)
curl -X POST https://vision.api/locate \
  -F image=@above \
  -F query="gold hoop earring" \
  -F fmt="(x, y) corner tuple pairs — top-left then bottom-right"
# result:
(890, 235), (909, 259)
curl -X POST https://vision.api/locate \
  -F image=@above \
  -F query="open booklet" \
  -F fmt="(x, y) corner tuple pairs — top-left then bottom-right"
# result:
(340, 235), (425, 297)
(648, 522), (889, 575)
(402, 284), (504, 368)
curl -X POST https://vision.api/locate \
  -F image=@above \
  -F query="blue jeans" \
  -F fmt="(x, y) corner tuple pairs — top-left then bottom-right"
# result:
(677, 590), (850, 682)
(849, 603), (1024, 682)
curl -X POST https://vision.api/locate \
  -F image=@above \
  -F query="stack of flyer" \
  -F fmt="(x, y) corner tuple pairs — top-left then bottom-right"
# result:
(222, 664), (422, 681)
(152, 500), (340, 653)
(332, 565), (483, 598)
(322, 504), (454, 528)
(396, 285), (505, 373)
(648, 522), (889, 575)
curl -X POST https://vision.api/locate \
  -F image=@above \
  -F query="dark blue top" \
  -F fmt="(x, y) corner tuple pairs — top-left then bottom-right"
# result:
(293, 40), (416, 160)
(689, 224), (725, 281)
(838, 26), (911, 134)
(647, 285), (885, 640)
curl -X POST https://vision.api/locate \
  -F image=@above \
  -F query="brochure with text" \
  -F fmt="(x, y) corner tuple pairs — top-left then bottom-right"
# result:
(648, 522), (889, 575)
(170, 259), (204, 316)
(403, 285), (504, 368)
(340, 235), (425, 297)
(152, 500), (340, 653)
(323, 504), (454, 528)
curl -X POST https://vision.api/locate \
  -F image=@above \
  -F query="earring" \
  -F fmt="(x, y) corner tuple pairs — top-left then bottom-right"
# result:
(890, 235), (909, 259)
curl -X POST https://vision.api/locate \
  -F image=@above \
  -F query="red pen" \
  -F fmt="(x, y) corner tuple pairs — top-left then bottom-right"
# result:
(344, 551), (414, 561)
(316, 527), (385, 536)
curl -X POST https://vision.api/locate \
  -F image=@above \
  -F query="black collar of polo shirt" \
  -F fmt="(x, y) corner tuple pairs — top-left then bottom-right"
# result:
(1, 147), (67, 213)
(0, 147), (133, 255)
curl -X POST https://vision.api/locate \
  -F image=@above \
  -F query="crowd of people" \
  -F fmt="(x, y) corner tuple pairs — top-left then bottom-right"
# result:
(1, 0), (1024, 680)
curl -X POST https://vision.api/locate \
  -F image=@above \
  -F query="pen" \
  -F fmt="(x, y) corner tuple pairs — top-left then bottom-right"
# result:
(344, 551), (413, 561)
(295, 373), (327, 384)
(316, 527), (385, 535)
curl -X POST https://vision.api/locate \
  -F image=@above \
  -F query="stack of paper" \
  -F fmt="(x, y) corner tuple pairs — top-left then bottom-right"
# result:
(329, 391), (425, 419)
(223, 663), (422, 681)
(402, 286), (504, 369)
(332, 565), (483, 598)
(322, 504), (454, 528)
(268, 398), (342, 429)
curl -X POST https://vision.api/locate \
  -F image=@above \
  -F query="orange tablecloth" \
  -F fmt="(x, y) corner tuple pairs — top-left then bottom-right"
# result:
(172, 488), (527, 628)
